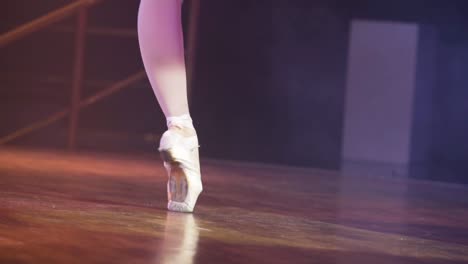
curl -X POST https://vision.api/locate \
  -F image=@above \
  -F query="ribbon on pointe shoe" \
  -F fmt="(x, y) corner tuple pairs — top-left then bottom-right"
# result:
(166, 114), (195, 130)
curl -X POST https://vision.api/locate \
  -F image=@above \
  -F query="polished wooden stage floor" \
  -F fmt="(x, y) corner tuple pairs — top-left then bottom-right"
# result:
(0, 148), (467, 264)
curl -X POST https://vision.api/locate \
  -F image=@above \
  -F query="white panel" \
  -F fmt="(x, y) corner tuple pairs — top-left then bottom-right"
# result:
(342, 20), (419, 165)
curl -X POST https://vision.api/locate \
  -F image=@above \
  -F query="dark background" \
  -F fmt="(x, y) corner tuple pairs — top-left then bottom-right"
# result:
(1, 0), (467, 183)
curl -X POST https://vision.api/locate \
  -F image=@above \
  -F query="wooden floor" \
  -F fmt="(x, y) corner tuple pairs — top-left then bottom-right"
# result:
(0, 148), (467, 264)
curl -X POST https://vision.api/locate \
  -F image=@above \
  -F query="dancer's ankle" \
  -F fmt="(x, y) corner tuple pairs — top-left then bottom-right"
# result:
(166, 113), (197, 137)
(168, 125), (197, 137)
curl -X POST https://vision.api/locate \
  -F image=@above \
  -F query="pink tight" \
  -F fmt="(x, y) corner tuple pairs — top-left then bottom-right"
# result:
(137, 0), (190, 118)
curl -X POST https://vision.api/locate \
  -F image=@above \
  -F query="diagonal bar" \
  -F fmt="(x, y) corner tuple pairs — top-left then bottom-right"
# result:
(0, 71), (147, 145)
(0, 110), (69, 145)
(0, 0), (103, 48)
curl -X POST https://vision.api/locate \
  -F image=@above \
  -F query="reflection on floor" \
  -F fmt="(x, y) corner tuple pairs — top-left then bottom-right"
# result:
(0, 148), (467, 264)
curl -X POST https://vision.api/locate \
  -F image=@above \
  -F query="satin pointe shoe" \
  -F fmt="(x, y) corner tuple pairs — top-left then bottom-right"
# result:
(158, 121), (203, 213)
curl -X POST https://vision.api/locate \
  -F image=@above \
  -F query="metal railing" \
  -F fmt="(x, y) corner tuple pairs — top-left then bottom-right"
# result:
(0, 0), (103, 47)
(0, 0), (200, 150)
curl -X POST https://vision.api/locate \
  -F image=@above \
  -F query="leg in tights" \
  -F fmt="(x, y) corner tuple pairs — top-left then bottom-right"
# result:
(138, 0), (195, 135)
(138, 0), (202, 213)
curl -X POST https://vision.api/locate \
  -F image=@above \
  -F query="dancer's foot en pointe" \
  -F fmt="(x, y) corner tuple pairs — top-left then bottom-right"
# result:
(158, 114), (203, 213)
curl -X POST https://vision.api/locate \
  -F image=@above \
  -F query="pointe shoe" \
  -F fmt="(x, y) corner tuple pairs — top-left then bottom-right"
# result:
(158, 129), (203, 213)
